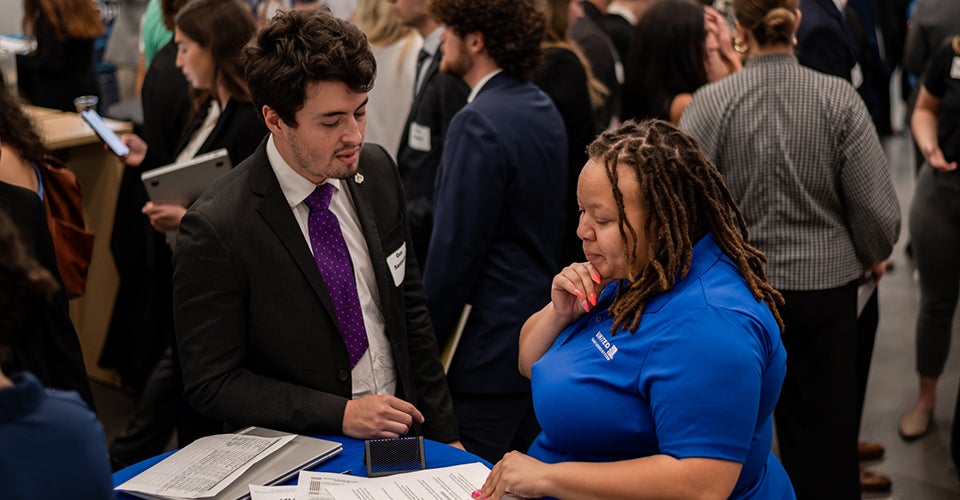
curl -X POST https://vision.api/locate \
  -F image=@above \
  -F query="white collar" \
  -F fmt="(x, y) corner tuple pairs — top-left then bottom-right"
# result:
(421, 26), (443, 56)
(467, 69), (503, 103)
(266, 134), (343, 208)
(832, 0), (846, 13)
(607, 2), (637, 26)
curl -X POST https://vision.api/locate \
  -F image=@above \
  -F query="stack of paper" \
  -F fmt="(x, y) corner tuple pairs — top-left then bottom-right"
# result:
(115, 428), (342, 500)
(250, 463), (491, 500)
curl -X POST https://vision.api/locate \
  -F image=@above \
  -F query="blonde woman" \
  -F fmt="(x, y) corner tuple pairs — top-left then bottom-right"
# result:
(354, 0), (421, 158)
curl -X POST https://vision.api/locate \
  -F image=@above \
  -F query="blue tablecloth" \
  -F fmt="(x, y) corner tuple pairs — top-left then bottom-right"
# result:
(112, 435), (491, 498)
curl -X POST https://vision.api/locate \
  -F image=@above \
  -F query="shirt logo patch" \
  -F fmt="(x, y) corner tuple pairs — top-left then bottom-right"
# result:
(591, 331), (618, 361)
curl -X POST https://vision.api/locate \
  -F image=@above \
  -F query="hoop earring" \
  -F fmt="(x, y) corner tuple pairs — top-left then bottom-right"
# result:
(733, 38), (748, 54)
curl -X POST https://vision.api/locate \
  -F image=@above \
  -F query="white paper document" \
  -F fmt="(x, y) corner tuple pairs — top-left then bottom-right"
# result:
(324, 462), (491, 500)
(116, 433), (295, 499)
(295, 470), (368, 500)
(857, 277), (877, 317)
(250, 484), (299, 500)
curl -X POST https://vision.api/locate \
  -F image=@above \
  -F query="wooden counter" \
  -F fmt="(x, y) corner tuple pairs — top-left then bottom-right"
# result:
(30, 106), (131, 386)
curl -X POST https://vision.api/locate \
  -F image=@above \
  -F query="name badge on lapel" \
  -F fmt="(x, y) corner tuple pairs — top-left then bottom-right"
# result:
(850, 63), (863, 89)
(387, 242), (406, 287)
(409, 122), (431, 152)
(951, 57), (960, 79)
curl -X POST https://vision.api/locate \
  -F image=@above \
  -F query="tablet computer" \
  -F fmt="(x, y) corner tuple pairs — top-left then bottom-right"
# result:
(141, 148), (232, 205)
(80, 108), (130, 157)
(220, 427), (343, 500)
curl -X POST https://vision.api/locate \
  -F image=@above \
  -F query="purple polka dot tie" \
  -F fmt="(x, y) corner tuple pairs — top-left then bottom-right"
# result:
(304, 183), (369, 367)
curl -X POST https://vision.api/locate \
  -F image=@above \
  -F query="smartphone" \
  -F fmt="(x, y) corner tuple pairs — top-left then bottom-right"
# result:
(80, 108), (130, 157)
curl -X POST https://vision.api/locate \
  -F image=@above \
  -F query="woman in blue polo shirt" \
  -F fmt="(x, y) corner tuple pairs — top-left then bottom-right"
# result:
(479, 119), (793, 499)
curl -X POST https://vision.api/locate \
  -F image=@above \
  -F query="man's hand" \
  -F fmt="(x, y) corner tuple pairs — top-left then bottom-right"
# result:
(342, 395), (425, 439)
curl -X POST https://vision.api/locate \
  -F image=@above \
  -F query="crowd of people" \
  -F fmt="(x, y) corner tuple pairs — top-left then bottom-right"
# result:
(1, 0), (956, 498)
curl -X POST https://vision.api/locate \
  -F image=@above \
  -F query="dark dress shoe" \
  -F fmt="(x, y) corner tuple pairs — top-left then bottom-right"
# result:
(858, 441), (885, 461)
(860, 468), (892, 492)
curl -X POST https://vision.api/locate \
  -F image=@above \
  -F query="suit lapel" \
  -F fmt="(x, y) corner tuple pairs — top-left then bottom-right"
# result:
(399, 52), (441, 155)
(347, 148), (397, 340)
(248, 146), (340, 324)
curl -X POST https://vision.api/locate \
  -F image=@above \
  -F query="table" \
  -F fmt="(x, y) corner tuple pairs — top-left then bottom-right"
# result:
(112, 436), (492, 499)
(28, 106), (132, 386)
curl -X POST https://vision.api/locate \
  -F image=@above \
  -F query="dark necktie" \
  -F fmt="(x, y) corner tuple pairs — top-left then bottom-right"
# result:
(414, 48), (431, 95)
(304, 183), (369, 367)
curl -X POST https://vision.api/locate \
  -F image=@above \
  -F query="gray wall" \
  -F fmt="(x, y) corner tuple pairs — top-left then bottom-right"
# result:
(0, 1), (23, 36)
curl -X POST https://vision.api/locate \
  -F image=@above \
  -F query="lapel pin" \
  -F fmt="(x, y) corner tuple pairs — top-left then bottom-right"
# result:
(354, 172), (364, 184)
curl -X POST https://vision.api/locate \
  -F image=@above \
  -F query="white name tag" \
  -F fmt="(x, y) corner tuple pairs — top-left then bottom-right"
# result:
(386, 242), (406, 287)
(408, 122), (431, 152)
(951, 57), (960, 79)
(851, 63), (863, 89)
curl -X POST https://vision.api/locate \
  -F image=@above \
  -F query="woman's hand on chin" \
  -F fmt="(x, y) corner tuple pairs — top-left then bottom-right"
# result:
(552, 261), (603, 317)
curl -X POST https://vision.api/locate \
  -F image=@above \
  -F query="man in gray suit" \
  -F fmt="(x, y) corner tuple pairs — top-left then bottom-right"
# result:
(172, 8), (460, 445)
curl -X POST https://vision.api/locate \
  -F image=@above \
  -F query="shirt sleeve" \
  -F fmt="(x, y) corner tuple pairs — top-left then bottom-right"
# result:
(640, 308), (768, 462)
(833, 85), (901, 265)
(923, 42), (954, 98)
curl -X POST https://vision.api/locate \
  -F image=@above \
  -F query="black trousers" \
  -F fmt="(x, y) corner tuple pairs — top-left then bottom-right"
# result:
(857, 288), (879, 430)
(775, 283), (860, 500)
(452, 392), (540, 464)
(109, 345), (221, 469)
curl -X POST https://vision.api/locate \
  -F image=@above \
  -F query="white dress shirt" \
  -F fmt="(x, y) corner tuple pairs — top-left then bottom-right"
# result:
(266, 135), (397, 398)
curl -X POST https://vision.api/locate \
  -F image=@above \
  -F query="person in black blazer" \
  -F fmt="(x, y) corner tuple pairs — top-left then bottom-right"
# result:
(106, 0), (266, 469)
(425, 0), (568, 463)
(0, 179), (94, 410)
(103, 14), (193, 395)
(570, 0), (622, 130)
(533, 0), (599, 267)
(173, 9), (459, 443)
(17, 0), (104, 112)
(119, 0), (267, 234)
(389, 0), (469, 266)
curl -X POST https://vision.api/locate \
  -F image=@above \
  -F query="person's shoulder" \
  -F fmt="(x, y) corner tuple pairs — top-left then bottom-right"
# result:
(359, 143), (396, 174)
(42, 387), (99, 416)
(795, 0), (833, 25)
(426, 68), (470, 95)
(542, 45), (581, 66)
(190, 149), (260, 216)
(684, 73), (740, 119)
(0, 181), (41, 211)
(799, 65), (862, 109)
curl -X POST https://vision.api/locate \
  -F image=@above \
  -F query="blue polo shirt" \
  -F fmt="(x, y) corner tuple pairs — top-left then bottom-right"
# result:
(528, 234), (794, 499)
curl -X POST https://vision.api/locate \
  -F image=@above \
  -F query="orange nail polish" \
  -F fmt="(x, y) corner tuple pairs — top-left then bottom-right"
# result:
(573, 289), (585, 298)
(589, 293), (597, 306)
(582, 300), (590, 312)
(592, 273), (602, 284)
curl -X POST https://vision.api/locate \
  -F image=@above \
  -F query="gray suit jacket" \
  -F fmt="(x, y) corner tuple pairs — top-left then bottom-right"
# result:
(173, 140), (458, 441)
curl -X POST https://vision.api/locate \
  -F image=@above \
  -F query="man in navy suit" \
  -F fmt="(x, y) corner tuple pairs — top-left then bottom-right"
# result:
(424, 0), (568, 463)
(172, 9), (459, 445)
(387, 0), (469, 267)
(797, 0), (860, 83)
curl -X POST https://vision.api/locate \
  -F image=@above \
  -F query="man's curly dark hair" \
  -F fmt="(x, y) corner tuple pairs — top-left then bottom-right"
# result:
(242, 7), (376, 127)
(428, 0), (545, 80)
